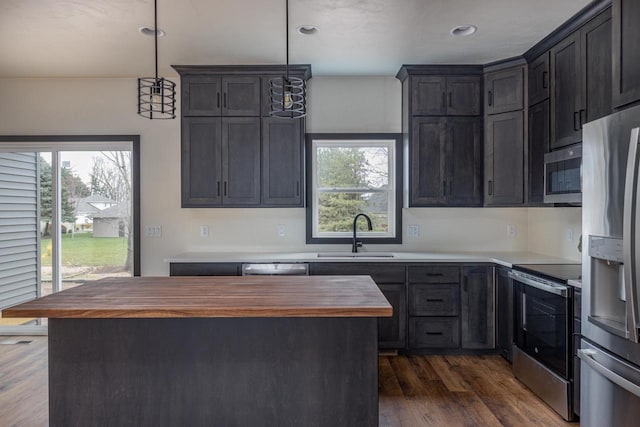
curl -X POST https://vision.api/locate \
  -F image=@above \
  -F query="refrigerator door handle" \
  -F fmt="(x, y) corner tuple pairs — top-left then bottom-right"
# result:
(623, 127), (640, 343)
(579, 349), (640, 398)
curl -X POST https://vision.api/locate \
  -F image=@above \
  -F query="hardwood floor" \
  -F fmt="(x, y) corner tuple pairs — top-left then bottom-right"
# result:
(379, 355), (577, 427)
(0, 338), (575, 426)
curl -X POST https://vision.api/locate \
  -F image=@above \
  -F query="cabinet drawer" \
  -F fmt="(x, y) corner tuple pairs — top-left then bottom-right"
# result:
(410, 284), (460, 316)
(309, 263), (405, 284)
(408, 266), (459, 283)
(409, 317), (460, 349)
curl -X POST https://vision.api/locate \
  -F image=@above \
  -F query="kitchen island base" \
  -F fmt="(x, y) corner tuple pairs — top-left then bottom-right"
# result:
(48, 317), (378, 427)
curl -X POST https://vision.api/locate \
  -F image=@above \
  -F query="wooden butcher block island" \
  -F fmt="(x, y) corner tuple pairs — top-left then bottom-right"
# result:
(4, 276), (391, 427)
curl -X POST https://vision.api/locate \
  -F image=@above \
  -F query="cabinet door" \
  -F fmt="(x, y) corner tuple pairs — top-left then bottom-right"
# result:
(262, 117), (303, 206)
(485, 111), (524, 206)
(410, 117), (447, 206)
(496, 267), (514, 362)
(378, 284), (407, 349)
(613, 0), (640, 108)
(447, 76), (481, 116)
(529, 53), (550, 106)
(461, 266), (494, 349)
(528, 100), (550, 205)
(485, 68), (524, 115)
(412, 76), (447, 116)
(582, 10), (612, 123)
(551, 32), (583, 150)
(181, 117), (223, 207)
(182, 77), (221, 116)
(222, 118), (261, 205)
(446, 117), (483, 206)
(222, 77), (261, 116)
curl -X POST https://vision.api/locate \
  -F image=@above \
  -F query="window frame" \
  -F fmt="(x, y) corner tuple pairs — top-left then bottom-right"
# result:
(305, 133), (403, 245)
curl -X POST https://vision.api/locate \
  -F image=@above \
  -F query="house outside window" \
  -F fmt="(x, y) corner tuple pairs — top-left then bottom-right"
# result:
(306, 134), (402, 244)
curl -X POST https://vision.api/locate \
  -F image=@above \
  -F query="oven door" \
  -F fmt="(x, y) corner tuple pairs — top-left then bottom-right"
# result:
(544, 144), (582, 204)
(514, 278), (571, 379)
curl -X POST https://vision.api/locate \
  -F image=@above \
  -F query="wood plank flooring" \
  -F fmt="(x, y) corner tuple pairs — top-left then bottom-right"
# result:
(0, 337), (576, 426)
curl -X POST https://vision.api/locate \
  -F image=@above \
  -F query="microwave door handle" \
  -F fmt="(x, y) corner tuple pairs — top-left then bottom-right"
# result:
(623, 127), (640, 343)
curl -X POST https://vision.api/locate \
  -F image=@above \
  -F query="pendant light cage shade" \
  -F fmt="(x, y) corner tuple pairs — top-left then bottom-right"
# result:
(138, 77), (176, 119)
(269, 76), (307, 119)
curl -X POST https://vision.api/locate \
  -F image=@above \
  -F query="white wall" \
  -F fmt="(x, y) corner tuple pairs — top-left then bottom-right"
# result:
(0, 76), (574, 275)
(527, 208), (582, 262)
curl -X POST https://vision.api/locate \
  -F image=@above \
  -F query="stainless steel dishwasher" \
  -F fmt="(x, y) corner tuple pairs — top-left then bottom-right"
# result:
(241, 263), (309, 276)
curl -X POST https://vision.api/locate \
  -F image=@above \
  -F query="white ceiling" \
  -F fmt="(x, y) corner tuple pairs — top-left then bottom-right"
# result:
(0, 0), (592, 78)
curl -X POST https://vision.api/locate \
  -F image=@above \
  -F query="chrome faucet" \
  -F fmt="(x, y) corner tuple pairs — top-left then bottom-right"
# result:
(352, 213), (373, 253)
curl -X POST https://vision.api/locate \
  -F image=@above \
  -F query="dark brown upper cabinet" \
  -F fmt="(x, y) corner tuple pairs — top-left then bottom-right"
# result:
(261, 117), (303, 206)
(221, 77), (261, 116)
(550, 31), (583, 150)
(181, 76), (260, 117)
(528, 100), (550, 205)
(411, 75), (481, 116)
(550, 9), (612, 150)
(528, 52), (550, 106)
(181, 117), (261, 207)
(174, 65), (312, 208)
(181, 117), (223, 206)
(410, 117), (447, 206)
(446, 117), (483, 206)
(613, 0), (640, 109)
(182, 77), (222, 116)
(485, 68), (524, 115)
(409, 117), (482, 207)
(485, 111), (524, 206)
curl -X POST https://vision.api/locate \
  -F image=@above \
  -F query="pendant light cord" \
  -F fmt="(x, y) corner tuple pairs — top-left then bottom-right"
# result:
(285, 0), (289, 79)
(154, 0), (159, 81)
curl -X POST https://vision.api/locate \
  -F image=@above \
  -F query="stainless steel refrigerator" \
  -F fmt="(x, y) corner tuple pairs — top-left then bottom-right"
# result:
(581, 104), (640, 426)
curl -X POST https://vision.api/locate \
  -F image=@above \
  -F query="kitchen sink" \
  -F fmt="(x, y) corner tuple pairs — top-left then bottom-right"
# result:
(316, 252), (396, 258)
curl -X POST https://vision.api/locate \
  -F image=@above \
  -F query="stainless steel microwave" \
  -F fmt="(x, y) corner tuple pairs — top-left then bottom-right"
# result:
(544, 144), (582, 204)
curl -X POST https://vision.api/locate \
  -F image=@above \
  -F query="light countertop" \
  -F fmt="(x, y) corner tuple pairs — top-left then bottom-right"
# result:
(165, 251), (579, 268)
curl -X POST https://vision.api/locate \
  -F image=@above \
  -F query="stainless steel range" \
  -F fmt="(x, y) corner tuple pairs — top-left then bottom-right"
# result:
(509, 264), (581, 421)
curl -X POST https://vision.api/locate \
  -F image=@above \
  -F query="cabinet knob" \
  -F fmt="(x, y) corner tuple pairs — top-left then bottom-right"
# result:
(217, 93), (221, 108)
(488, 90), (493, 107)
(488, 180), (493, 196)
(542, 71), (549, 89)
(573, 111), (580, 131)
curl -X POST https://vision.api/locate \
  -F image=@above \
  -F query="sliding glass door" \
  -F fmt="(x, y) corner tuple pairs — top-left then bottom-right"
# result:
(0, 137), (139, 334)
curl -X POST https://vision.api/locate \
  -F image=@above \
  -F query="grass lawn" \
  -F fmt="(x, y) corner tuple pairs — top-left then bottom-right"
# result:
(41, 233), (127, 267)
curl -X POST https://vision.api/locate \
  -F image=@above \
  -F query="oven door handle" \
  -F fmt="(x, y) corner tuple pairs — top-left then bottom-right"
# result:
(508, 271), (568, 297)
(579, 349), (640, 398)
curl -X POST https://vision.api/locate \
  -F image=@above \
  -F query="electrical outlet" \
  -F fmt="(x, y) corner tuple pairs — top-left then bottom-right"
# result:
(277, 224), (286, 238)
(145, 225), (162, 238)
(566, 228), (574, 243)
(407, 224), (420, 237)
(507, 224), (516, 238)
(200, 225), (209, 238)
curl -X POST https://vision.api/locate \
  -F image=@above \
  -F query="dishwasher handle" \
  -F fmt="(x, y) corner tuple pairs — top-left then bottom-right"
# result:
(242, 263), (309, 276)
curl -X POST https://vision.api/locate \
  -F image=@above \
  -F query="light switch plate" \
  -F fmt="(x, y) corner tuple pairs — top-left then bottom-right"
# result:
(507, 224), (516, 238)
(566, 228), (574, 243)
(200, 225), (209, 238)
(407, 224), (420, 237)
(278, 225), (286, 238)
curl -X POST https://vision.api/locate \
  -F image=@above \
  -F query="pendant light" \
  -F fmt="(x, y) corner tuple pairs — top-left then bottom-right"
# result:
(137, 0), (176, 119)
(269, 0), (306, 119)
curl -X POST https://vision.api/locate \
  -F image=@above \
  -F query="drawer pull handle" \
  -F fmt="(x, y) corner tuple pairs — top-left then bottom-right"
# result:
(426, 332), (444, 336)
(426, 273), (444, 277)
(426, 298), (444, 302)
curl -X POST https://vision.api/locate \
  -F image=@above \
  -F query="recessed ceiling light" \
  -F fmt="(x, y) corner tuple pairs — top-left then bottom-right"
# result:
(138, 26), (165, 37)
(450, 25), (477, 37)
(297, 25), (319, 35)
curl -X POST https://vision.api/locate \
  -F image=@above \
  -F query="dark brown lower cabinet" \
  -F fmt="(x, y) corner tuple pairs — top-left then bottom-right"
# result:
(496, 267), (514, 361)
(409, 317), (460, 349)
(461, 266), (495, 349)
(378, 284), (407, 349)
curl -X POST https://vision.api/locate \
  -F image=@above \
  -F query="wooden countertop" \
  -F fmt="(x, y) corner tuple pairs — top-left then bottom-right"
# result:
(2, 276), (392, 319)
